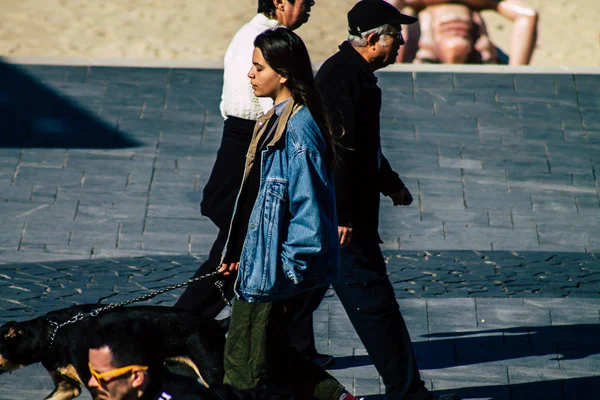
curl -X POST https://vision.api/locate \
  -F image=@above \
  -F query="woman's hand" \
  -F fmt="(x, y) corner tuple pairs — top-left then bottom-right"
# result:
(218, 262), (240, 276)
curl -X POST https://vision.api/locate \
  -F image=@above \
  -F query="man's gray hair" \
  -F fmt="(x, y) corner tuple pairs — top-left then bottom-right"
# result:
(348, 24), (395, 47)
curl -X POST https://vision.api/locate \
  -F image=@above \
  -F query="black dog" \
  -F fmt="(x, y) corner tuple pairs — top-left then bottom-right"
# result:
(0, 304), (226, 400)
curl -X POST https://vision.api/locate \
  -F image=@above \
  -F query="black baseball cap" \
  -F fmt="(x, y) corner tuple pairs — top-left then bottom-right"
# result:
(348, 0), (417, 36)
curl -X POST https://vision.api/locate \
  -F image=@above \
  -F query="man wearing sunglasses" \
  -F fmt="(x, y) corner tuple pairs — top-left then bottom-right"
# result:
(87, 320), (205, 400)
(87, 320), (295, 400)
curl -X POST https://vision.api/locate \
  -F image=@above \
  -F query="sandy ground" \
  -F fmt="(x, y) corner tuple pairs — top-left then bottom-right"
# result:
(0, 0), (598, 67)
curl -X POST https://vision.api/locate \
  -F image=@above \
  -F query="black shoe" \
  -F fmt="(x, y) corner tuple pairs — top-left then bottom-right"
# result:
(312, 353), (335, 369)
(435, 394), (461, 400)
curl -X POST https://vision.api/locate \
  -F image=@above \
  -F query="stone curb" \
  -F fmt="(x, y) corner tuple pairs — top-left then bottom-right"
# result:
(3, 56), (600, 74)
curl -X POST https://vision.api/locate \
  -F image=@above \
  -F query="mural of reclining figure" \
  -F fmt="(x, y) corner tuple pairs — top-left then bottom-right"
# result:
(387, 0), (538, 65)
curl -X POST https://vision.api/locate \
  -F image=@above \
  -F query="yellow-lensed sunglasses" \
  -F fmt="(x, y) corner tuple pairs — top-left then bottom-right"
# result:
(88, 363), (148, 383)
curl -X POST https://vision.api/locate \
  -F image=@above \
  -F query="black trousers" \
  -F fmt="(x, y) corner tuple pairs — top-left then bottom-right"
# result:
(175, 116), (325, 357)
(200, 117), (255, 232)
(174, 228), (234, 319)
(327, 242), (432, 400)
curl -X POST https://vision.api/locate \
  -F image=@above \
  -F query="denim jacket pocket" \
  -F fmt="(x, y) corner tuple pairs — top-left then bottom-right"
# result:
(264, 178), (288, 221)
(266, 178), (287, 200)
(261, 178), (289, 292)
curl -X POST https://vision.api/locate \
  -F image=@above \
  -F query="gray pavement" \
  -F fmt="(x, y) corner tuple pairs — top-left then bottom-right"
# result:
(0, 61), (599, 399)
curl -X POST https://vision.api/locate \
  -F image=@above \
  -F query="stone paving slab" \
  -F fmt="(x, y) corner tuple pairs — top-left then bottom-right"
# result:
(1, 63), (600, 398)
(0, 251), (599, 312)
(1, 64), (599, 262)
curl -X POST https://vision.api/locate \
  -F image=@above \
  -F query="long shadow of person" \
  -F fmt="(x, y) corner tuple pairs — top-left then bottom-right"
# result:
(0, 59), (140, 148)
(332, 323), (600, 398)
(418, 323), (600, 369)
(330, 323), (600, 370)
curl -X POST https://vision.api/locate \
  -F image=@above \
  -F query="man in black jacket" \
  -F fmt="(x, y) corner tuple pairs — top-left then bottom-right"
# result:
(315, 1), (460, 399)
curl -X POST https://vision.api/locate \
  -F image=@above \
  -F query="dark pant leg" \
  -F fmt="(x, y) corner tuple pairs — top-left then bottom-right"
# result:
(279, 295), (345, 400)
(332, 243), (429, 400)
(174, 229), (236, 318)
(174, 116), (259, 318)
(201, 117), (255, 230)
(175, 118), (253, 317)
(286, 285), (329, 357)
(223, 300), (272, 389)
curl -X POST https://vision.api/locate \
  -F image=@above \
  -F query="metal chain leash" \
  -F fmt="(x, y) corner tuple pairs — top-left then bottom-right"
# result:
(46, 270), (231, 349)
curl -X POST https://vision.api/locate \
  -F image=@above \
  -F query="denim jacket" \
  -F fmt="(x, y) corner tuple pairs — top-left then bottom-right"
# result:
(224, 98), (339, 302)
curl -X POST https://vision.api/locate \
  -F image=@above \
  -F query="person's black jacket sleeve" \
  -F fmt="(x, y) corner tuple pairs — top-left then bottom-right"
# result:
(379, 155), (405, 196)
(317, 71), (357, 227)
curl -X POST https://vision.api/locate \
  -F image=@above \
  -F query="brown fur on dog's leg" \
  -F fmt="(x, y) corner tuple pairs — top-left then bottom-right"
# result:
(46, 367), (82, 400)
(0, 354), (23, 373)
(56, 364), (83, 386)
(164, 356), (208, 388)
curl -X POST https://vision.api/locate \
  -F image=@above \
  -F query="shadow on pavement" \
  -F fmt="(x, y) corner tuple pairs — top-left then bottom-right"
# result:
(362, 375), (600, 399)
(330, 323), (600, 371)
(0, 59), (141, 148)
(420, 324), (600, 369)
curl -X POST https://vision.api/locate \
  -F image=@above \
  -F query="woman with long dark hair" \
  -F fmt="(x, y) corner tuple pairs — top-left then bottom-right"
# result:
(253, 27), (337, 165)
(217, 28), (357, 400)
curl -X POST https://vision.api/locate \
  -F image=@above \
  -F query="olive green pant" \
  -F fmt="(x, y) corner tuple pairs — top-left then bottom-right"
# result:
(224, 296), (345, 400)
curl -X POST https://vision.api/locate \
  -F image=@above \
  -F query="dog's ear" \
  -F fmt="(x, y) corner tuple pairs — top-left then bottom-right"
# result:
(3, 323), (25, 340)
